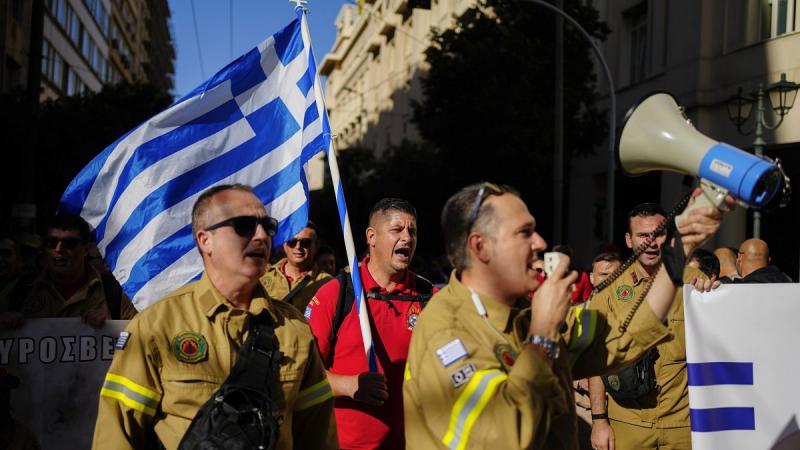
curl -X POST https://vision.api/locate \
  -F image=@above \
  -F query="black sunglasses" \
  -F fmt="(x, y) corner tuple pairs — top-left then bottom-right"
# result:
(286, 237), (314, 249)
(205, 215), (278, 238)
(466, 182), (515, 232)
(45, 237), (84, 250)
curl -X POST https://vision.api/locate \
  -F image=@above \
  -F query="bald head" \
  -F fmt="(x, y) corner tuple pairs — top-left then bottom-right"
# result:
(737, 239), (770, 277)
(714, 247), (739, 278)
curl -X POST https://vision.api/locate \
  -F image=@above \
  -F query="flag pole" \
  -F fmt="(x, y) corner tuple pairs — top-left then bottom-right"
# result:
(297, 1), (378, 372)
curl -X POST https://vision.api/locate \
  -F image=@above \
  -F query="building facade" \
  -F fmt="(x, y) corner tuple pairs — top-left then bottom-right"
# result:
(0, 0), (174, 101)
(321, 0), (800, 274)
(321, 0), (475, 155)
(567, 0), (800, 274)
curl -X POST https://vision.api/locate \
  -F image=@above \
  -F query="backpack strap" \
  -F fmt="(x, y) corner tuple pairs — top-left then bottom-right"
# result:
(280, 276), (312, 307)
(326, 271), (434, 366)
(327, 272), (354, 366)
(101, 273), (123, 320)
(7, 272), (38, 312)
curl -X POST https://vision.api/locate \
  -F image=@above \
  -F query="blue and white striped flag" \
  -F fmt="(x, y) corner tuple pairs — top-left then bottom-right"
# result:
(685, 284), (800, 450)
(59, 9), (330, 310)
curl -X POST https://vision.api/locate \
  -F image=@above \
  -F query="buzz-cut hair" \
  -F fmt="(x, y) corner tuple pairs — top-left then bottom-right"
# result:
(47, 213), (92, 243)
(627, 202), (668, 232)
(191, 184), (254, 239)
(368, 198), (417, 225)
(592, 251), (622, 266)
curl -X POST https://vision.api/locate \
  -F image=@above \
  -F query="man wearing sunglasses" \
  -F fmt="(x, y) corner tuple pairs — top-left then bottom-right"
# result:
(93, 184), (337, 449)
(403, 183), (726, 450)
(0, 214), (135, 329)
(306, 198), (435, 450)
(261, 222), (331, 312)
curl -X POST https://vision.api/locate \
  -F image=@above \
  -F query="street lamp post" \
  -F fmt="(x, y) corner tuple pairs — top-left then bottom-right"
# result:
(727, 73), (799, 238)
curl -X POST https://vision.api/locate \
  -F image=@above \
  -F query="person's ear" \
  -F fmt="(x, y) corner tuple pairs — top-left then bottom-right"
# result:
(625, 232), (633, 249)
(197, 230), (213, 256)
(467, 232), (491, 265)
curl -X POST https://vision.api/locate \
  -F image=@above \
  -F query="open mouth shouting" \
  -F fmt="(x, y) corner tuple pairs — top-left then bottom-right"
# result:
(393, 244), (412, 265)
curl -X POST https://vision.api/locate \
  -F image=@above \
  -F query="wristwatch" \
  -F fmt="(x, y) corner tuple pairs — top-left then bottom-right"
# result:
(525, 335), (560, 360)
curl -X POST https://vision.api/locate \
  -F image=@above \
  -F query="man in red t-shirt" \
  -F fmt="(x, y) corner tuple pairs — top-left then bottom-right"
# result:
(307, 198), (435, 450)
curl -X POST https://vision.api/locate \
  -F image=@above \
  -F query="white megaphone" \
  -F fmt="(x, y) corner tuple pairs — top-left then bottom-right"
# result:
(619, 92), (787, 222)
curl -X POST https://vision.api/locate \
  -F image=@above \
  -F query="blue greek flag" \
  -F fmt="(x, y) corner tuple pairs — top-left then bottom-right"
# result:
(688, 362), (756, 432)
(59, 9), (330, 309)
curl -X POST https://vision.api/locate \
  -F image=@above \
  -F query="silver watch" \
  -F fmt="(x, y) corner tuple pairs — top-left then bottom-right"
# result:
(526, 335), (560, 360)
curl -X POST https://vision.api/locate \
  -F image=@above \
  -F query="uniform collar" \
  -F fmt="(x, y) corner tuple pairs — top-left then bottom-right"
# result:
(448, 270), (517, 333)
(631, 262), (653, 286)
(274, 258), (321, 280)
(197, 273), (278, 321)
(360, 255), (413, 293)
(38, 263), (102, 297)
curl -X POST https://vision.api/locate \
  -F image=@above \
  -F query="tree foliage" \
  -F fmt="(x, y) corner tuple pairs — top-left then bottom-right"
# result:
(0, 82), (173, 227)
(413, 0), (609, 238)
(311, 0), (610, 263)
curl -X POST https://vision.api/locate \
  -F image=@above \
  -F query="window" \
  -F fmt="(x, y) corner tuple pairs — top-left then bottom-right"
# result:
(81, 28), (91, 60)
(625, 2), (648, 84)
(68, 8), (80, 44)
(66, 67), (78, 95)
(41, 40), (51, 76)
(53, 53), (64, 89)
(762, 0), (797, 38)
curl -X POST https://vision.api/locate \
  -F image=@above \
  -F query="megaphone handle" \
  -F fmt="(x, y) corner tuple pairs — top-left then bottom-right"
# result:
(674, 179), (728, 228)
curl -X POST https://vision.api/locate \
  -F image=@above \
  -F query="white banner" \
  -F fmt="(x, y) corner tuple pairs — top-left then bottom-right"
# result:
(685, 284), (800, 450)
(0, 318), (128, 450)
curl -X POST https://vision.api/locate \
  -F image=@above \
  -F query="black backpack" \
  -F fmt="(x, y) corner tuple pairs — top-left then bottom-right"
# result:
(326, 271), (433, 365)
(602, 349), (659, 401)
(178, 311), (283, 450)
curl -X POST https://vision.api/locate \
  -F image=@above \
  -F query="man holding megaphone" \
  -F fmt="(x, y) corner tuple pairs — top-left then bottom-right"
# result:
(587, 202), (717, 450)
(402, 182), (729, 450)
(583, 91), (789, 450)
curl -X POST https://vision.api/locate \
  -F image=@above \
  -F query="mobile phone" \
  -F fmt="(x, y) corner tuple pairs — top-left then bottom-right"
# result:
(544, 252), (561, 277)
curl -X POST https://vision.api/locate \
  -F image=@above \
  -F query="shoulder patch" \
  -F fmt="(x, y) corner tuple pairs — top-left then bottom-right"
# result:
(493, 344), (518, 371)
(615, 284), (635, 302)
(172, 332), (208, 363)
(450, 363), (477, 388)
(304, 305), (312, 319)
(436, 338), (468, 368)
(115, 331), (130, 350)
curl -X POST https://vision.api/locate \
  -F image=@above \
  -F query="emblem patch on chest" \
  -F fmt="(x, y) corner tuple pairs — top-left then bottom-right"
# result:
(172, 332), (208, 363)
(493, 344), (518, 371)
(407, 304), (421, 330)
(615, 284), (635, 302)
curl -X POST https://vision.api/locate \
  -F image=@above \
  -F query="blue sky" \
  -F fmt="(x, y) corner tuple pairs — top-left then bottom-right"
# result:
(169, 1), (346, 98)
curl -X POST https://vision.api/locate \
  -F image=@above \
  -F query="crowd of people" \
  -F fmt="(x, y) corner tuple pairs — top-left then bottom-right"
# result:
(0, 182), (794, 450)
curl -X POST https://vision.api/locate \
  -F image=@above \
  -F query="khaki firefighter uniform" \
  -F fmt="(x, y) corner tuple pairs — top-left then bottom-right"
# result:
(261, 259), (331, 312)
(92, 274), (337, 450)
(403, 268), (671, 450)
(589, 264), (706, 449)
(0, 264), (136, 320)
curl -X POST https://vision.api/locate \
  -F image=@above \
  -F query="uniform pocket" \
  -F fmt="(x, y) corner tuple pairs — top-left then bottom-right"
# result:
(161, 370), (225, 419)
(662, 319), (686, 362)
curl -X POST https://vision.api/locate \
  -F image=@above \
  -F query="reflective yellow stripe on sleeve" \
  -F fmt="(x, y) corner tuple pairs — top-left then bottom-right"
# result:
(295, 378), (333, 411)
(567, 306), (598, 366)
(442, 369), (507, 450)
(100, 373), (161, 416)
